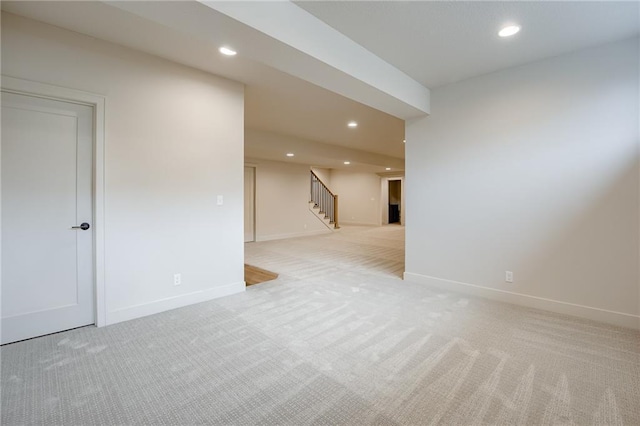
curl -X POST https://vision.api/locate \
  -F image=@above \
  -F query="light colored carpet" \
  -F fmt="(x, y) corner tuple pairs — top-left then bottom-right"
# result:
(2, 225), (639, 425)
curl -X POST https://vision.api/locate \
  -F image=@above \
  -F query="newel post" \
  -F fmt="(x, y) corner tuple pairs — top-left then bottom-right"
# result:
(333, 194), (339, 229)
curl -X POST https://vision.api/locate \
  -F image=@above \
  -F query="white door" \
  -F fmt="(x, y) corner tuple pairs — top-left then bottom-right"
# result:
(244, 166), (255, 242)
(1, 91), (94, 344)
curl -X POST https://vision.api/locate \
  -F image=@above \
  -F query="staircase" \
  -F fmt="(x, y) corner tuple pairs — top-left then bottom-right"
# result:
(309, 171), (339, 229)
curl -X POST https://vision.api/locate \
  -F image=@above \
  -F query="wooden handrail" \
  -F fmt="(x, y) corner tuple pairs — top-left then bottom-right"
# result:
(310, 170), (335, 197)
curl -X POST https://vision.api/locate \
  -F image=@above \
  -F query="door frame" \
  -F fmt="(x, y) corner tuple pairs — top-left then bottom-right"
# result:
(1, 76), (107, 327)
(380, 176), (405, 225)
(244, 164), (257, 243)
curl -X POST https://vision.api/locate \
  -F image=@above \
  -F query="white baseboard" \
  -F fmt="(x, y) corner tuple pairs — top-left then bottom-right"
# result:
(403, 272), (640, 330)
(106, 281), (245, 325)
(256, 229), (331, 242)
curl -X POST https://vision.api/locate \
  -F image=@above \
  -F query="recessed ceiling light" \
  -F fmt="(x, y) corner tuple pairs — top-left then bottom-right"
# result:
(286, 153), (294, 157)
(385, 167), (391, 171)
(347, 121), (358, 128)
(498, 25), (520, 37)
(219, 46), (237, 56)
(344, 161), (351, 165)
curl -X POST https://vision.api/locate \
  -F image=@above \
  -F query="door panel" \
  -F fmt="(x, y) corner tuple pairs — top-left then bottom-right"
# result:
(1, 92), (94, 344)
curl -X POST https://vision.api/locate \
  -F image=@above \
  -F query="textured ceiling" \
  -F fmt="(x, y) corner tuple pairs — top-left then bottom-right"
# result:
(296, 1), (640, 88)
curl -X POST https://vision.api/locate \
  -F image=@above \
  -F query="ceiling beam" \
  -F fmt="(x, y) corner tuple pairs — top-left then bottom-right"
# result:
(201, 1), (430, 119)
(106, 0), (429, 120)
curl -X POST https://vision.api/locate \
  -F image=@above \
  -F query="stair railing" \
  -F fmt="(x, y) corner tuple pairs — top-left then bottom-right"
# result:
(310, 170), (339, 229)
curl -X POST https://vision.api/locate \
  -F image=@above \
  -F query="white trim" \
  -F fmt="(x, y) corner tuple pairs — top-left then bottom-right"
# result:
(1, 76), (107, 327)
(404, 272), (640, 330)
(106, 281), (246, 325)
(339, 221), (381, 226)
(256, 229), (331, 242)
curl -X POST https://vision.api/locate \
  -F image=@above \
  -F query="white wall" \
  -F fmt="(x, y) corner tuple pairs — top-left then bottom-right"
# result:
(247, 158), (331, 241)
(2, 13), (245, 324)
(405, 38), (640, 329)
(245, 128), (405, 172)
(311, 167), (332, 187)
(330, 170), (381, 225)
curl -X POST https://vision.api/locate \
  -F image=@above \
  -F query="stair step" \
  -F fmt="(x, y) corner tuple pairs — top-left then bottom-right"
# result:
(309, 201), (337, 230)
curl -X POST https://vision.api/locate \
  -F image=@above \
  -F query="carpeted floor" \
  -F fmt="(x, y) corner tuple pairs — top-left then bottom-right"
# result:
(2, 225), (639, 425)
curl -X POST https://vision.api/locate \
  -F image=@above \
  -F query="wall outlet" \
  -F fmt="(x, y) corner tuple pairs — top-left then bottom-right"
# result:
(174, 273), (182, 286)
(505, 271), (513, 283)
(216, 195), (223, 205)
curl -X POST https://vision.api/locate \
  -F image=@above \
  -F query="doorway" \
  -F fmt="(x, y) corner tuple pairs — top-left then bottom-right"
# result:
(1, 91), (95, 344)
(388, 180), (401, 224)
(381, 176), (404, 225)
(244, 166), (256, 242)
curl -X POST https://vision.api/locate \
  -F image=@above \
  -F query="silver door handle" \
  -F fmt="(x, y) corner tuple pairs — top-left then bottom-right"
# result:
(71, 223), (90, 230)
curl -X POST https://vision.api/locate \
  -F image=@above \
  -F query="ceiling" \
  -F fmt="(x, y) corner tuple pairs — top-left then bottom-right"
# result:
(1, 1), (406, 171)
(3, 1), (639, 173)
(297, 1), (640, 88)
(245, 71), (405, 159)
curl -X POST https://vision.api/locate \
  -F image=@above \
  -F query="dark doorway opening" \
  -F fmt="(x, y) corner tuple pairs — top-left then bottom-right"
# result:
(388, 180), (401, 224)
